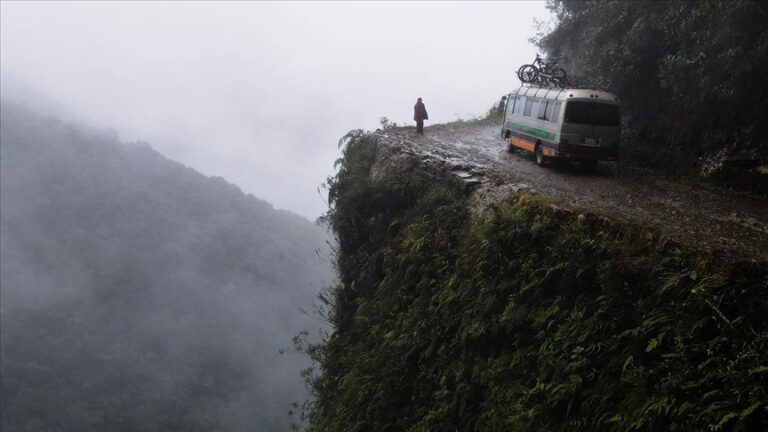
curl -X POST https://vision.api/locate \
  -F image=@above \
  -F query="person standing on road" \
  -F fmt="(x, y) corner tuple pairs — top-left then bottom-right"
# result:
(414, 98), (428, 135)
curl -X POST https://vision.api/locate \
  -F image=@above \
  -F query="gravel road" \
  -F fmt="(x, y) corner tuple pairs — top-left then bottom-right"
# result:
(374, 120), (768, 262)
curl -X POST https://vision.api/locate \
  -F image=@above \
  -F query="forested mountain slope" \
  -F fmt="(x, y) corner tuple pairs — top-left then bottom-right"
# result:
(0, 102), (333, 431)
(536, 0), (768, 187)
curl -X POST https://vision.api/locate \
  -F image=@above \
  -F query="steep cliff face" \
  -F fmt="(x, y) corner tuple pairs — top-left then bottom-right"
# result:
(302, 130), (767, 431)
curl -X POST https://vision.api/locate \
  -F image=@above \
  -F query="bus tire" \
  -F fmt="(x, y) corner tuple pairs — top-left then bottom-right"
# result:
(535, 143), (546, 167)
(580, 160), (598, 173)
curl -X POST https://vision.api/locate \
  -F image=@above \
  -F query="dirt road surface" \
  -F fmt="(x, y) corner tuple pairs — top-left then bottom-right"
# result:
(374, 120), (768, 262)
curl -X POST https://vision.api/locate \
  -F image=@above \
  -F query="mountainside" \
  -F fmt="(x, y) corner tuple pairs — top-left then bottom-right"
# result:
(300, 129), (768, 431)
(0, 102), (333, 431)
(536, 0), (768, 186)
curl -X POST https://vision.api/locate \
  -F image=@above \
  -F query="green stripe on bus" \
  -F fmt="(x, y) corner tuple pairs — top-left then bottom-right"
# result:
(505, 121), (556, 140)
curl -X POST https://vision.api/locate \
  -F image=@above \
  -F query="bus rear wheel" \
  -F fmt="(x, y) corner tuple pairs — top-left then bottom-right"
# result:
(535, 144), (547, 167)
(580, 160), (598, 173)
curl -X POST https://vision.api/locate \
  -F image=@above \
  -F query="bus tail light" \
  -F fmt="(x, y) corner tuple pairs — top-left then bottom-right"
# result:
(559, 139), (570, 152)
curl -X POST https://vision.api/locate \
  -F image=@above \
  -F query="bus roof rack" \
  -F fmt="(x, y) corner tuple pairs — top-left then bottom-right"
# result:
(513, 84), (566, 99)
(515, 78), (615, 94)
(564, 76), (614, 92)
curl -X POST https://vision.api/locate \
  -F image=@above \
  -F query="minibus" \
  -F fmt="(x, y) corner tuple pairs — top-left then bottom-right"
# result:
(501, 85), (621, 170)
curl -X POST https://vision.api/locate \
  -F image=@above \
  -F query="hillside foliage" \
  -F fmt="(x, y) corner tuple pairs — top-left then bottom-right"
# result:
(536, 0), (768, 187)
(302, 133), (768, 431)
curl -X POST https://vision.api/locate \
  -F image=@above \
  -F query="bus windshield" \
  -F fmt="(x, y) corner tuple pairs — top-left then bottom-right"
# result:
(564, 101), (620, 126)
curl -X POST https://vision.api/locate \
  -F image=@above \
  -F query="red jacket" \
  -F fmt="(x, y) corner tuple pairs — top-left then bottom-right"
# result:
(414, 102), (428, 121)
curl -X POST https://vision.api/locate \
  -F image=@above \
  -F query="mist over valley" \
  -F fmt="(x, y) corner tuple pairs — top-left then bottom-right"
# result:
(0, 101), (334, 430)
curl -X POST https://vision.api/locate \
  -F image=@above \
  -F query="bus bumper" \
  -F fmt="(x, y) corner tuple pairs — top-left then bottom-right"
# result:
(549, 145), (619, 161)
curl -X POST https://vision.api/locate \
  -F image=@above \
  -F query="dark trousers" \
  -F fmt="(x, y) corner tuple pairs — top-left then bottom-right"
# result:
(416, 120), (424, 134)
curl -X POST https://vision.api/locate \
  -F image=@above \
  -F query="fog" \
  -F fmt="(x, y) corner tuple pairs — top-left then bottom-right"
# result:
(1, 1), (549, 220)
(1, 100), (335, 430)
(1, 3), (550, 429)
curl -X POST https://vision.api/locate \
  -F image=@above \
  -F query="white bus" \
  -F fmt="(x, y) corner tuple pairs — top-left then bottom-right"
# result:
(501, 84), (621, 170)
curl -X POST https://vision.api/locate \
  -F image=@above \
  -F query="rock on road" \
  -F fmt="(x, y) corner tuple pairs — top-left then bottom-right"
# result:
(374, 120), (768, 262)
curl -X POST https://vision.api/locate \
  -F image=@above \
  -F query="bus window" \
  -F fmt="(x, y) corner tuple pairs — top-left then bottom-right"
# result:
(544, 101), (554, 121)
(551, 102), (562, 123)
(505, 96), (515, 116)
(524, 99), (534, 117)
(538, 101), (549, 120)
(531, 100), (542, 118)
(515, 97), (526, 115)
(564, 101), (620, 126)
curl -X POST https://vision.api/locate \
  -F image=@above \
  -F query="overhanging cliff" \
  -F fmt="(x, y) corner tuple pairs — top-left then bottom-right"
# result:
(301, 125), (767, 432)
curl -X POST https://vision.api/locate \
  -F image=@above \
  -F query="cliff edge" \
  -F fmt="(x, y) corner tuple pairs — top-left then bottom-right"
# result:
(299, 124), (767, 431)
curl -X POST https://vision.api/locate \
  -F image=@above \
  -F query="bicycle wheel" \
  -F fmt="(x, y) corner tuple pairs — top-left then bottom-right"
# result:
(517, 64), (538, 83)
(551, 68), (568, 88)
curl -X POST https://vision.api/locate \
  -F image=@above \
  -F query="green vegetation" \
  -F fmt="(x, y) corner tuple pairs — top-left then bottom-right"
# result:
(302, 133), (767, 431)
(536, 0), (768, 192)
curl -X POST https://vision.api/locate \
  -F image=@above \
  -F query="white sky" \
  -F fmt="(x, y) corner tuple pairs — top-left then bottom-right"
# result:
(1, 1), (550, 220)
